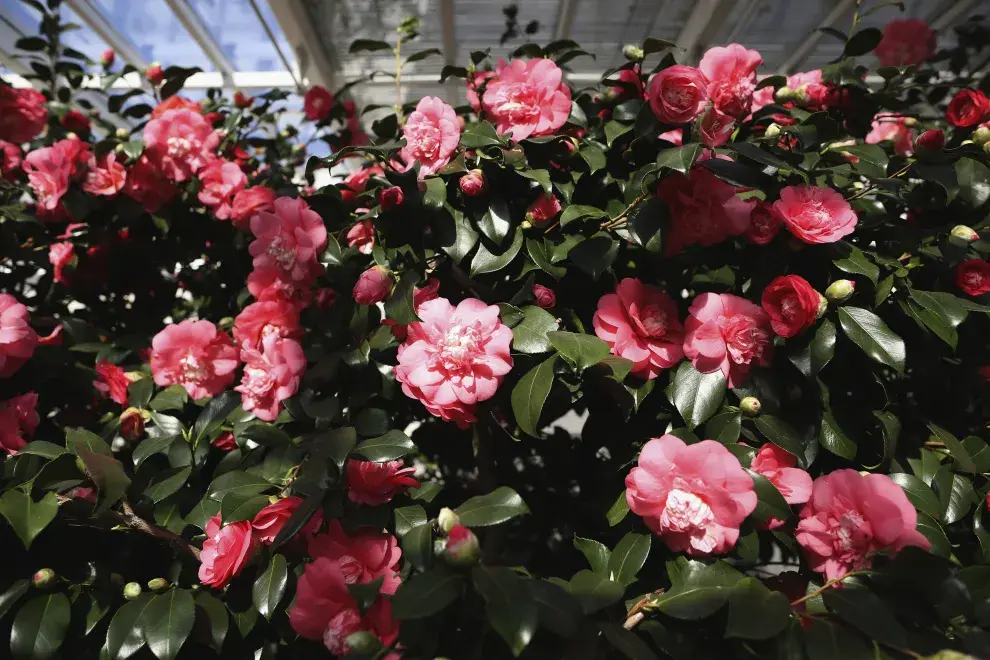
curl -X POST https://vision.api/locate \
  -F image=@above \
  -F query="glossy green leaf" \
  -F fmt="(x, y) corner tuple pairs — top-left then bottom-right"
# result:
(607, 532), (650, 586)
(471, 227), (523, 275)
(473, 567), (538, 656)
(0, 490), (58, 549)
(547, 331), (610, 371)
(456, 486), (530, 527)
(511, 305), (559, 354)
(141, 589), (195, 660)
(391, 567), (465, 619)
(102, 594), (153, 660)
(957, 157), (990, 207)
(573, 536), (611, 574)
(194, 593), (228, 653)
(823, 587), (908, 649)
(820, 410), (856, 459)
(11, 593), (71, 659)
(889, 473), (942, 520)
(511, 356), (557, 437)
(665, 361), (726, 430)
(353, 430), (415, 462)
(838, 306), (905, 374)
(725, 578), (790, 640)
(606, 490), (630, 526)
(748, 470), (792, 524)
(654, 558), (744, 619)
(252, 555), (288, 620)
(567, 570), (624, 614)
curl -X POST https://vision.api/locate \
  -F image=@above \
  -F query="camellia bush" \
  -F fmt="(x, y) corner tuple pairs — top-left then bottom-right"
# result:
(3, 0), (990, 657)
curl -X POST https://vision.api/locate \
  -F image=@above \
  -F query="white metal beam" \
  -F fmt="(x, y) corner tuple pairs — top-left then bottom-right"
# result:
(723, 0), (764, 44)
(553, 0), (581, 40)
(439, 0), (459, 105)
(64, 0), (149, 70)
(246, 0), (302, 91)
(675, 0), (722, 63)
(266, 0), (337, 89)
(778, 0), (856, 74)
(162, 0), (236, 88)
(928, 0), (979, 30)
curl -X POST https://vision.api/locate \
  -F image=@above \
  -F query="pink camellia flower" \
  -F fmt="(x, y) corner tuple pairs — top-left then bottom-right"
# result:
(197, 159), (247, 220)
(744, 200), (783, 245)
(143, 108), (220, 182)
(353, 266), (393, 306)
(0, 392), (39, 455)
(151, 95), (202, 119)
(796, 469), (931, 579)
(198, 514), (256, 589)
(212, 430), (237, 451)
(0, 294), (38, 378)
(346, 460), (420, 506)
(698, 107), (735, 147)
(482, 58), (572, 140)
(395, 297), (513, 428)
(533, 284), (556, 308)
(761, 275), (822, 339)
(315, 288), (338, 310)
(1, 140), (22, 180)
(346, 220), (375, 255)
(48, 241), (75, 285)
(83, 153), (126, 197)
(593, 278), (684, 380)
(229, 186), (275, 231)
(751, 70), (824, 116)
(309, 520), (402, 589)
(233, 300), (302, 350)
(252, 495), (324, 544)
(611, 68), (644, 102)
(683, 292), (773, 387)
(247, 265), (312, 306)
(773, 185), (857, 244)
(525, 193), (561, 226)
(0, 86), (47, 144)
(699, 43), (763, 120)
(236, 334), (306, 422)
(648, 65), (709, 124)
(379, 185), (405, 209)
(123, 155), (178, 213)
(304, 86), (334, 121)
(384, 278), (440, 340)
(956, 259), (990, 297)
(249, 196), (328, 282)
(23, 141), (74, 216)
(398, 96), (460, 177)
(915, 128), (945, 151)
(467, 68), (496, 112)
(150, 319), (240, 399)
(750, 443), (812, 529)
(93, 359), (131, 406)
(656, 166), (754, 255)
(340, 165), (383, 204)
(626, 435), (756, 556)
(874, 18), (936, 67)
(865, 113), (915, 157)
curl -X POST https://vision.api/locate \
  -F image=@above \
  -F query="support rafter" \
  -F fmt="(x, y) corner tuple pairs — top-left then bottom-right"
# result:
(265, 0), (338, 90)
(778, 0), (856, 74)
(928, 0), (979, 31)
(64, 0), (149, 70)
(553, 0), (581, 41)
(675, 0), (723, 64)
(162, 0), (236, 88)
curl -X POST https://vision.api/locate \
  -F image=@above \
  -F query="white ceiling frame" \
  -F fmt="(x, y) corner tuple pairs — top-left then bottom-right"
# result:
(723, 0), (765, 44)
(928, 0), (980, 30)
(162, 0), (236, 89)
(675, 0), (724, 63)
(63, 0), (149, 71)
(778, 0), (857, 74)
(554, 0), (581, 40)
(246, 0), (303, 92)
(266, 0), (338, 90)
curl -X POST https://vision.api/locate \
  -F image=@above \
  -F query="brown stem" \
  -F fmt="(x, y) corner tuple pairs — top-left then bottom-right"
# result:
(601, 191), (652, 230)
(790, 570), (868, 606)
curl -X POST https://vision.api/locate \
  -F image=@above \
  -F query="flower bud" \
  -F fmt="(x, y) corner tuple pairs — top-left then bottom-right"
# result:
(145, 62), (163, 86)
(379, 185), (404, 210)
(533, 284), (556, 308)
(622, 44), (644, 61)
(123, 582), (143, 600)
(438, 507), (460, 533)
(100, 49), (115, 68)
(951, 225), (979, 242)
(739, 397), (761, 417)
(212, 430), (237, 451)
(825, 279), (856, 303)
(459, 169), (487, 197)
(774, 86), (795, 103)
(147, 578), (169, 592)
(915, 128), (945, 151)
(345, 631), (383, 655)
(32, 568), (56, 589)
(764, 123), (782, 139)
(115, 127), (129, 140)
(233, 91), (253, 109)
(816, 293), (828, 319)
(984, 141), (990, 155)
(120, 407), (145, 441)
(352, 266), (393, 305)
(974, 125), (990, 146)
(443, 524), (480, 567)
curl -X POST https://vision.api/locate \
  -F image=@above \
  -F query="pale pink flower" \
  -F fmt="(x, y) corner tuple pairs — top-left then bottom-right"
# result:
(398, 96), (460, 177)
(626, 435), (756, 556)
(865, 113), (915, 156)
(150, 319), (240, 399)
(466, 69), (496, 112)
(82, 153), (126, 196)
(233, 300), (302, 350)
(143, 108), (220, 182)
(395, 297), (513, 428)
(593, 278), (684, 380)
(656, 167), (754, 255)
(197, 159), (247, 220)
(0, 392), (39, 455)
(48, 241), (75, 285)
(683, 292), (773, 387)
(482, 58), (572, 140)
(235, 334), (306, 422)
(249, 196), (328, 282)
(750, 70), (823, 115)
(773, 184), (857, 244)
(0, 294), (38, 378)
(699, 43), (763, 119)
(346, 460), (419, 506)
(198, 514), (256, 588)
(23, 141), (74, 214)
(796, 469), (931, 580)
(750, 443), (813, 529)
(346, 220), (375, 254)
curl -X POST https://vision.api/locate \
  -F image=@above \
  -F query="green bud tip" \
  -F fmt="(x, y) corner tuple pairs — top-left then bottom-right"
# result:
(123, 582), (143, 600)
(438, 507), (460, 533)
(740, 397), (761, 417)
(32, 568), (56, 588)
(824, 279), (856, 303)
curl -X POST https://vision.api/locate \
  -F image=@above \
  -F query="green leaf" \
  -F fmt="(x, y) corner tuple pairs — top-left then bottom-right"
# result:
(220, 492), (270, 523)
(511, 305), (559, 354)
(237, 423), (291, 447)
(192, 391), (240, 442)
(838, 306), (906, 374)
(409, 481), (443, 502)
(656, 144), (702, 173)
(460, 121), (503, 148)
(833, 244), (878, 285)
(909, 290), (969, 329)
(384, 270), (421, 325)
(917, 510), (950, 556)
(803, 618), (872, 660)
(511, 356), (557, 437)
(132, 435), (178, 468)
(748, 471), (792, 525)
(456, 486), (530, 527)
(928, 422), (977, 473)
(567, 570), (624, 614)
(518, 168), (552, 195)
(478, 198), (513, 244)
(395, 505), (427, 536)
(102, 594), (153, 660)
(843, 27), (883, 56)
(128, 378), (154, 408)
(526, 238), (566, 279)
(788, 319), (836, 378)
(820, 410), (856, 459)
(573, 536), (611, 574)
(606, 490), (630, 526)
(353, 430), (415, 462)
(559, 204), (607, 226)
(17, 441), (66, 459)
(0, 580), (29, 621)
(350, 38), (392, 53)
(889, 473), (942, 520)
(823, 587), (907, 649)
(547, 331), (610, 371)
(471, 227), (523, 275)
(11, 593), (71, 659)
(654, 558), (743, 619)
(605, 121), (632, 146)
(252, 555), (288, 620)
(472, 567), (538, 656)
(836, 144), (888, 178)
(405, 47), (443, 64)
(627, 197), (666, 253)
(607, 533), (650, 587)
(270, 491), (322, 550)
(0, 490), (58, 549)
(600, 622), (661, 660)
(66, 427), (113, 457)
(569, 234), (618, 279)
(207, 471), (275, 502)
(873, 410), (901, 464)
(149, 386), (187, 412)
(143, 466), (191, 504)
(956, 157), (990, 207)
(724, 578), (790, 640)
(401, 521), (432, 570)
(391, 567), (465, 619)
(665, 362), (727, 430)
(579, 144), (606, 172)
(141, 589), (195, 660)
(705, 412), (741, 445)
(194, 593), (228, 653)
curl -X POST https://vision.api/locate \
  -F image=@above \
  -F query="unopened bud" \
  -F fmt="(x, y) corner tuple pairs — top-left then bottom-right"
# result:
(622, 44), (644, 62)
(145, 62), (163, 86)
(765, 123), (782, 139)
(32, 569), (56, 589)
(774, 86), (795, 103)
(459, 169), (487, 197)
(443, 524), (480, 567)
(951, 225), (979, 242)
(984, 141), (990, 154)
(816, 293), (828, 319)
(100, 49), (115, 68)
(974, 125), (990, 146)
(120, 407), (145, 441)
(915, 128), (945, 151)
(352, 266), (393, 305)
(379, 185), (405, 210)
(825, 279), (856, 303)
(115, 127), (129, 140)
(345, 631), (383, 654)
(147, 578), (169, 592)
(123, 582), (143, 600)
(739, 397), (761, 417)
(438, 507), (460, 533)
(233, 91), (253, 109)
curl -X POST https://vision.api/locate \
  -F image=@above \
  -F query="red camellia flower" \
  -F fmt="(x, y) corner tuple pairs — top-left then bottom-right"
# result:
(379, 185), (405, 210)
(304, 86), (334, 121)
(956, 259), (990, 296)
(234, 91), (253, 109)
(83, 153), (127, 197)
(796, 470), (930, 579)
(233, 300), (302, 350)
(93, 359), (131, 406)
(683, 292), (773, 387)
(23, 140), (78, 220)
(0, 86), (48, 144)
(197, 159), (247, 220)
(249, 196), (328, 283)
(533, 284), (556, 308)
(230, 185), (276, 231)
(946, 89), (990, 128)
(0, 294), (38, 378)
(915, 128), (945, 151)
(482, 58), (572, 140)
(236, 334), (306, 422)
(610, 68), (644, 102)
(873, 18), (936, 67)
(772, 184), (857, 244)
(123, 155), (178, 213)
(656, 166), (753, 255)
(466, 68), (495, 112)
(459, 168), (487, 196)
(398, 96), (460, 177)
(525, 193), (561, 226)
(212, 430), (237, 451)
(150, 319), (240, 399)
(698, 106), (735, 147)
(626, 435), (756, 556)
(60, 110), (90, 133)
(145, 62), (164, 85)
(252, 495), (323, 545)
(0, 392), (39, 455)
(750, 444), (812, 529)
(353, 266), (393, 305)
(593, 278), (684, 380)
(198, 514), (256, 588)
(346, 460), (419, 506)
(761, 275), (822, 338)
(699, 43), (763, 120)
(143, 108), (220, 182)
(744, 200), (783, 245)
(647, 65), (709, 124)
(100, 49), (115, 67)
(48, 241), (75, 285)
(151, 95), (202, 120)
(339, 164), (383, 204)
(0, 140), (22, 180)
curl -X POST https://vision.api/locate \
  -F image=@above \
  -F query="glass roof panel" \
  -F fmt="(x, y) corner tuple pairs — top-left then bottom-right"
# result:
(93, 0), (215, 71)
(189, 0), (289, 71)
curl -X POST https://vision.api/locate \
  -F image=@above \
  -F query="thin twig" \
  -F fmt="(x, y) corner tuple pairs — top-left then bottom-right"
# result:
(601, 191), (652, 230)
(790, 570), (869, 606)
